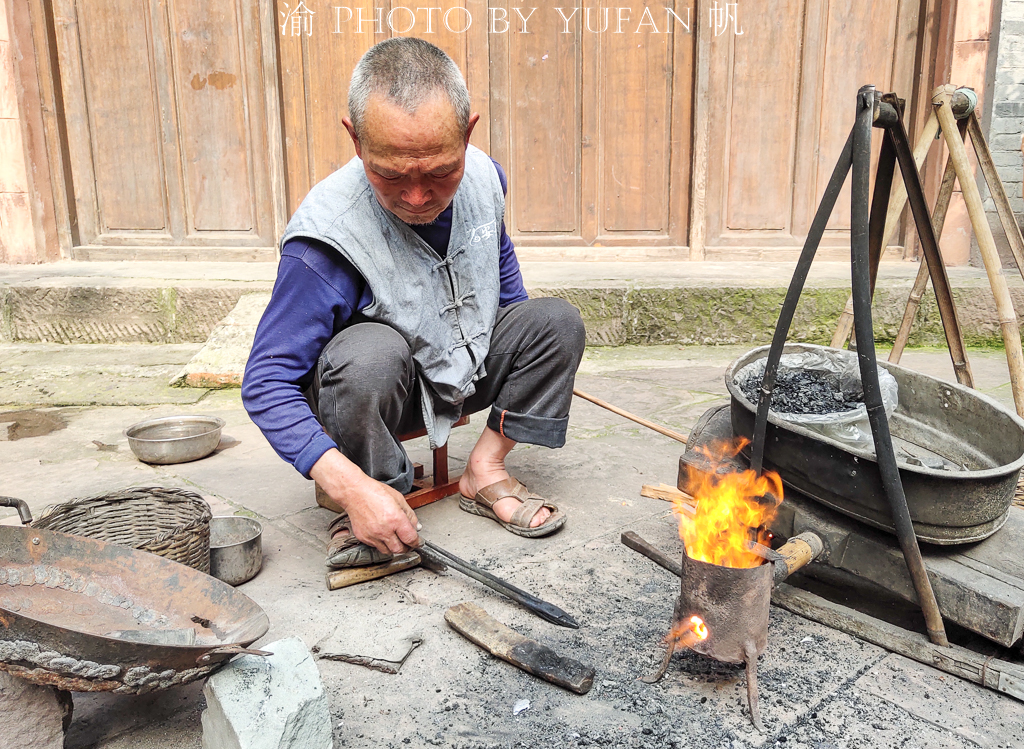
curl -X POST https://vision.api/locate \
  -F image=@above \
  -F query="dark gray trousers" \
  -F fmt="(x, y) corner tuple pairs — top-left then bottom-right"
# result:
(311, 297), (586, 494)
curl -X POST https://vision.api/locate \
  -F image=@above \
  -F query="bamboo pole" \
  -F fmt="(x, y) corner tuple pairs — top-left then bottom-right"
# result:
(831, 111), (941, 348)
(572, 388), (688, 444)
(933, 85), (1024, 417)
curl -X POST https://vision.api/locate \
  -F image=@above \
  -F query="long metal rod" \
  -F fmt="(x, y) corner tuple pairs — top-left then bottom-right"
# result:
(889, 97), (975, 388)
(851, 86), (948, 647)
(749, 130), (854, 475)
(572, 388), (688, 444)
(418, 539), (579, 629)
(831, 109), (941, 349)
(888, 118), (967, 364)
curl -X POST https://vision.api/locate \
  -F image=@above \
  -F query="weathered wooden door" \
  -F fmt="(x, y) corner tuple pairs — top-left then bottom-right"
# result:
(488, 1), (695, 259)
(698, 0), (923, 260)
(51, 0), (279, 259)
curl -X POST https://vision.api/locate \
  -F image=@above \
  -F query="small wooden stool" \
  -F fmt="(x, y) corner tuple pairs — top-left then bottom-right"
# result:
(315, 416), (469, 511)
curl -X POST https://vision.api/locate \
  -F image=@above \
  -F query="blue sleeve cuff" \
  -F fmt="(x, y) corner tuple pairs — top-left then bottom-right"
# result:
(294, 433), (340, 479)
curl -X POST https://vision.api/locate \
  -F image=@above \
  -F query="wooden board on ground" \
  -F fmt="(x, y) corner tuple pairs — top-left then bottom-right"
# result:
(444, 602), (595, 694)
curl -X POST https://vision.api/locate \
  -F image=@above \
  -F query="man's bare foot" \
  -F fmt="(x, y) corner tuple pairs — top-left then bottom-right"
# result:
(458, 427), (551, 529)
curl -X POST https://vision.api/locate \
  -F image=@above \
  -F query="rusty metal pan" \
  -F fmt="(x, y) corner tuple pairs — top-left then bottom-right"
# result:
(726, 344), (1024, 545)
(0, 524), (269, 693)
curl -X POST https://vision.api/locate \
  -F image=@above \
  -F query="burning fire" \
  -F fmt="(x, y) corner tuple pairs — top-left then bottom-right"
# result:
(667, 615), (709, 649)
(676, 438), (783, 569)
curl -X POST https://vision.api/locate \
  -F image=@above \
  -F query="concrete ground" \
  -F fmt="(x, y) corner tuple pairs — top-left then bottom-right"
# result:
(1, 342), (1023, 748)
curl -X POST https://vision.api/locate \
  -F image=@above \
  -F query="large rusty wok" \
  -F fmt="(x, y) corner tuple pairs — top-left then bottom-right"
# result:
(0, 506), (269, 694)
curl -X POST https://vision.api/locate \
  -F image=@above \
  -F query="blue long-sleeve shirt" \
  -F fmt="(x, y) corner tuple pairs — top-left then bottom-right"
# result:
(242, 159), (528, 477)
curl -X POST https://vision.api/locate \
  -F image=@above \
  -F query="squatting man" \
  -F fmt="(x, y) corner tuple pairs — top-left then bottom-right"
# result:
(243, 37), (586, 567)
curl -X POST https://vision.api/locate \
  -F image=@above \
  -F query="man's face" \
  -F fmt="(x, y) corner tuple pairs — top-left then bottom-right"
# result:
(344, 95), (479, 225)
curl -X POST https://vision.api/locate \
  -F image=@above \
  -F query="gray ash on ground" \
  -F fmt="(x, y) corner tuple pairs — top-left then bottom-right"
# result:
(738, 362), (862, 415)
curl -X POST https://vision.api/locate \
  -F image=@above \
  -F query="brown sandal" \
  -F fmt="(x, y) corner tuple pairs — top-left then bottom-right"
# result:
(458, 477), (566, 538)
(325, 513), (394, 569)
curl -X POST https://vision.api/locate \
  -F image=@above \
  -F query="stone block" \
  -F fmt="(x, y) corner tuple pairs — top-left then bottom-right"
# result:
(993, 101), (1024, 118)
(171, 292), (270, 387)
(201, 636), (332, 749)
(991, 132), (1024, 152)
(0, 672), (71, 748)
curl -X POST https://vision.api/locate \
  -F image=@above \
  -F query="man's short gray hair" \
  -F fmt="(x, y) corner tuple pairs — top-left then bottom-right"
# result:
(348, 38), (470, 139)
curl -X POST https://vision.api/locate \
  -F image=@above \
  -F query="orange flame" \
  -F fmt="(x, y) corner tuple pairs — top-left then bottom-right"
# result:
(666, 615), (709, 648)
(675, 438), (783, 569)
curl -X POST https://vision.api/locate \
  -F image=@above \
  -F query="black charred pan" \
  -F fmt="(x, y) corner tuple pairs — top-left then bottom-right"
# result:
(727, 343), (1024, 545)
(0, 509), (269, 693)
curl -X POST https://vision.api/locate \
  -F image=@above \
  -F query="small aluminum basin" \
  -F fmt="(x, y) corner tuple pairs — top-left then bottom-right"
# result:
(125, 416), (225, 465)
(209, 516), (263, 586)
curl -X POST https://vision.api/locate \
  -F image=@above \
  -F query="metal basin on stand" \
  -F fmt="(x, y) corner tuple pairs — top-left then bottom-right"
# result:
(726, 344), (1024, 545)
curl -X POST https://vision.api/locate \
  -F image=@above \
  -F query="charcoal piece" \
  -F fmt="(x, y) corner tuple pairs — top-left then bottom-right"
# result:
(738, 363), (862, 416)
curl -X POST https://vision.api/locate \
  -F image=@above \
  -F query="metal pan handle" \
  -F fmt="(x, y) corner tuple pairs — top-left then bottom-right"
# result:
(0, 497), (33, 525)
(197, 645), (273, 665)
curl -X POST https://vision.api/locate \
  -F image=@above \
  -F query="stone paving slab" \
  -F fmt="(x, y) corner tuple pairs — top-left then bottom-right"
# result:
(0, 345), (1021, 748)
(0, 343), (206, 406)
(6, 260), (1024, 347)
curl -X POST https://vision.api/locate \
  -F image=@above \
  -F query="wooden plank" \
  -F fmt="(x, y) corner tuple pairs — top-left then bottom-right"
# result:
(687, 0), (711, 260)
(274, 0), (310, 217)
(464, 0), (489, 152)
(772, 583), (1024, 701)
(888, 0), (922, 251)
(169, 0), (255, 233)
(257, 0), (288, 244)
(326, 552), (421, 590)
(304, 1), (375, 189)
(445, 602), (595, 693)
(597, 6), (672, 234)
(51, 0), (99, 245)
(721, 0), (805, 234)
(76, 0), (168, 233)
(667, 0), (695, 252)
(510, 0), (579, 234)
(790, 0), (827, 237)
(911, 0), (958, 256)
(815, 0), (900, 232)
(786, 495), (1024, 648)
(12, 0), (62, 261)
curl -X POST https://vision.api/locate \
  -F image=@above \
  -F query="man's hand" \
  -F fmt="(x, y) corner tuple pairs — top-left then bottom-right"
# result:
(310, 449), (420, 555)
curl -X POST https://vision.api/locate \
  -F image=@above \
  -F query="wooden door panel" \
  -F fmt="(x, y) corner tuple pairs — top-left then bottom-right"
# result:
(53, 0), (275, 254)
(723, 0), (804, 233)
(507, 11), (580, 233)
(171, 0), (255, 233)
(74, 0), (167, 234)
(302, 9), (373, 187)
(492, 0), (692, 250)
(705, 0), (919, 252)
(597, 17), (673, 234)
(815, 0), (899, 231)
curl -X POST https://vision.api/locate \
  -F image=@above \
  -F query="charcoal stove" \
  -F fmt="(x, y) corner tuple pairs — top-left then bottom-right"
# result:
(645, 548), (773, 729)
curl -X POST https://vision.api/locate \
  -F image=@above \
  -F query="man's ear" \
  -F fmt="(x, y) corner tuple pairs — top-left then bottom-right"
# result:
(464, 113), (480, 146)
(343, 117), (362, 158)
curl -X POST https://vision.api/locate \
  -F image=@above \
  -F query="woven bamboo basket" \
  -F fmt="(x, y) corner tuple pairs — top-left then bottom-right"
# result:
(32, 487), (212, 573)
(1015, 471), (1024, 510)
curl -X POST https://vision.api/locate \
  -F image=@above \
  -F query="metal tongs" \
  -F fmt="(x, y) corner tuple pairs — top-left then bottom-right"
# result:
(417, 539), (579, 629)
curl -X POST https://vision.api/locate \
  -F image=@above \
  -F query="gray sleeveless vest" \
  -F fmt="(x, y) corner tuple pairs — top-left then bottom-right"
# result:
(281, 145), (505, 448)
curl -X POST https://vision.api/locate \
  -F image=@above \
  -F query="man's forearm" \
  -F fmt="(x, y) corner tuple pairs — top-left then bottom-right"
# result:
(309, 448), (368, 512)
